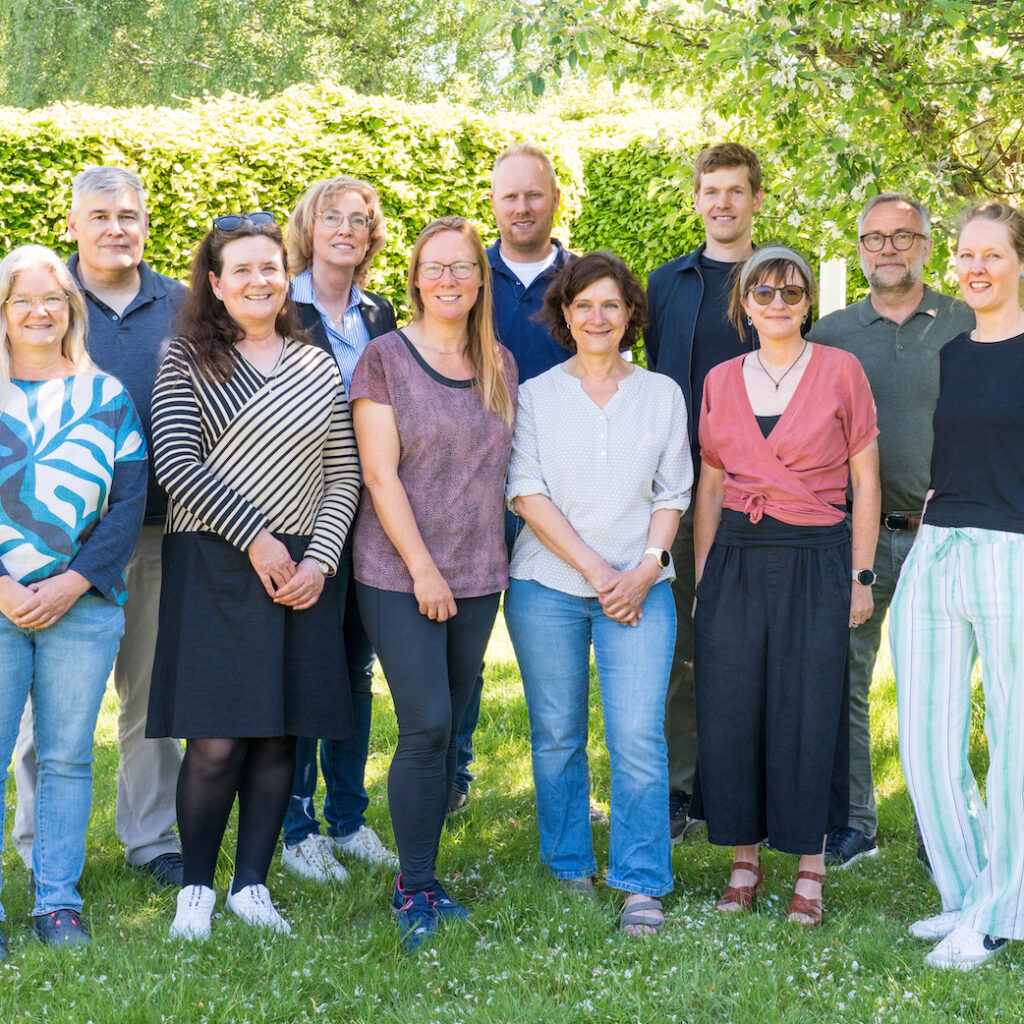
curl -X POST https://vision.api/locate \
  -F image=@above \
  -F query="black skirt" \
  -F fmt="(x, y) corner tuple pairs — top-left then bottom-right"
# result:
(690, 511), (850, 854)
(147, 531), (352, 740)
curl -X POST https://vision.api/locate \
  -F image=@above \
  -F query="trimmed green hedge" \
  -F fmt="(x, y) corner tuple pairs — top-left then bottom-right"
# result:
(1, 83), (921, 322)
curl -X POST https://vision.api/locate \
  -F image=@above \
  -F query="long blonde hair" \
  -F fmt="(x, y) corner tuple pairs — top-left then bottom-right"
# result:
(407, 217), (514, 426)
(0, 244), (94, 399)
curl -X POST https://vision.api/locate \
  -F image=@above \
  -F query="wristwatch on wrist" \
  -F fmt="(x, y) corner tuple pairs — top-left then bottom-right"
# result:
(643, 547), (671, 569)
(312, 557), (333, 577)
(852, 568), (876, 586)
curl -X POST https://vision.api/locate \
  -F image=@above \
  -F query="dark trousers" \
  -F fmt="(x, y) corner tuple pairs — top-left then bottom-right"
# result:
(283, 548), (377, 845)
(692, 534), (850, 855)
(357, 584), (499, 892)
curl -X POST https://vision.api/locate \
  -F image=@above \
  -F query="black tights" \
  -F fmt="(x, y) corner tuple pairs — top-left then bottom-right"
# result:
(177, 735), (296, 892)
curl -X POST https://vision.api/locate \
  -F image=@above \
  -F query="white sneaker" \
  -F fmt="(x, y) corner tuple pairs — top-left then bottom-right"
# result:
(909, 909), (961, 940)
(226, 881), (291, 934)
(169, 884), (216, 940)
(281, 834), (349, 883)
(332, 826), (399, 868)
(924, 924), (1007, 970)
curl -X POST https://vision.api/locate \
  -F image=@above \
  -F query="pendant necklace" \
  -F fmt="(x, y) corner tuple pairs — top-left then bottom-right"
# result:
(756, 340), (808, 392)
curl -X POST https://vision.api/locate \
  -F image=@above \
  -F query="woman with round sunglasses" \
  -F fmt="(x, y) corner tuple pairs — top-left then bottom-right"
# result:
(349, 216), (516, 952)
(147, 212), (360, 939)
(276, 177), (399, 883)
(0, 246), (146, 953)
(691, 246), (880, 927)
(890, 200), (1024, 970)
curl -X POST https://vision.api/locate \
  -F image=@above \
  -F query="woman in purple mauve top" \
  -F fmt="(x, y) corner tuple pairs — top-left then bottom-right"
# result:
(349, 216), (517, 953)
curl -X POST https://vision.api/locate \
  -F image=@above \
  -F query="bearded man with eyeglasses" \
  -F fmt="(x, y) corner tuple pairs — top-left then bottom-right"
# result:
(808, 193), (973, 871)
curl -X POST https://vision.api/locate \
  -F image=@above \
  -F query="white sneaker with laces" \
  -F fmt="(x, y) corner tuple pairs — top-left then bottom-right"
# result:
(226, 881), (291, 934)
(281, 833), (349, 882)
(909, 909), (961, 940)
(170, 884), (216, 940)
(332, 825), (399, 868)
(924, 923), (1006, 970)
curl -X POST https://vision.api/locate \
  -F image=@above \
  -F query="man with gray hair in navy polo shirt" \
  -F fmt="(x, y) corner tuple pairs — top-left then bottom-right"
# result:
(13, 165), (188, 887)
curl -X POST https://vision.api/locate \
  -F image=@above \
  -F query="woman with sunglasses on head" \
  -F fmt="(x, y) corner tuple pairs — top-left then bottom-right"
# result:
(691, 246), (880, 927)
(890, 201), (1024, 970)
(0, 246), (146, 953)
(147, 212), (360, 940)
(277, 178), (399, 883)
(349, 216), (516, 953)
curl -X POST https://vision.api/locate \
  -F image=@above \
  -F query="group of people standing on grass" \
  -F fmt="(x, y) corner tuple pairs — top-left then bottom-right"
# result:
(0, 141), (1021, 970)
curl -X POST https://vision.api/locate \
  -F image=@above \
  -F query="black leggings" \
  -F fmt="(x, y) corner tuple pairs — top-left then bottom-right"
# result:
(177, 735), (296, 892)
(357, 584), (499, 893)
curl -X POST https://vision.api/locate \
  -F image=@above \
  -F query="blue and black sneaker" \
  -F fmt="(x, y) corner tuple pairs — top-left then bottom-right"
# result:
(392, 874), (470, 922)
(394, 891), (437, 954)
(428, 878), (470, 921)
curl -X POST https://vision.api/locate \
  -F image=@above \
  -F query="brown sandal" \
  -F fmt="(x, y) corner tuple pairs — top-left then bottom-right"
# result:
(786, 870), (825, 926)
(715, 860), (764, 913)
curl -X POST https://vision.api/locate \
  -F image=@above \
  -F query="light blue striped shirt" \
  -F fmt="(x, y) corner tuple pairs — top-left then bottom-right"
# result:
(290, 270), (371, 392)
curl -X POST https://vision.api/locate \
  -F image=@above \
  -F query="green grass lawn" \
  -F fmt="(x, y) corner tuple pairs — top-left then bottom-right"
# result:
(2, 615), (1020, 1023)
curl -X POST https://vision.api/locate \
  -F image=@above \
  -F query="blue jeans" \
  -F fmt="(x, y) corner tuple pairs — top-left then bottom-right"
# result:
(0, 595), (124, 918)
(453, 510), (524, 794)
(283, 550), (377, 846)
(505, 578), (675, 897)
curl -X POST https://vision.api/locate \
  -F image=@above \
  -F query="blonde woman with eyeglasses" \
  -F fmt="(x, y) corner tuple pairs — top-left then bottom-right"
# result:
(0, 245), (147, 953)
(349, 216), (517, 953)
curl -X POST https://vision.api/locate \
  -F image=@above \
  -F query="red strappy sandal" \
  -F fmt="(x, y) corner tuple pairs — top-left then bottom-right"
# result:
(786, 869), (826, 926)
(715, 859), (764, 913)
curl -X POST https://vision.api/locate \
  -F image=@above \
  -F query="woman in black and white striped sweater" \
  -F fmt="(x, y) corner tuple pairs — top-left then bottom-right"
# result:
(147, 213), (361, 940)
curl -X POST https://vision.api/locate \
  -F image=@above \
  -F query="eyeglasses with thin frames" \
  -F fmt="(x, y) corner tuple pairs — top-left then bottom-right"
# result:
(315, 211), (369, 231)
(418, 261), (479, 281)
(4, 293), (69, 314)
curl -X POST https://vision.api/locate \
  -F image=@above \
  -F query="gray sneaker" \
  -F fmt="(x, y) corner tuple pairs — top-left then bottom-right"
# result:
(332, 826), (399, 869)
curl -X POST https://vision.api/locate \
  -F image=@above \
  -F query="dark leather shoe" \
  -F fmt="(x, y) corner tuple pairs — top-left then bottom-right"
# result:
(143, 852), (184, 888)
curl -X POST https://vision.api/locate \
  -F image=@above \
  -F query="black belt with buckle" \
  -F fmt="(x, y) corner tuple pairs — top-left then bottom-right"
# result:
(883, 512), (922, 532)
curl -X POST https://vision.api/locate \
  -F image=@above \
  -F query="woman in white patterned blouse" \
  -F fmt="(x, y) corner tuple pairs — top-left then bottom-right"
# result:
(504, 251), (692, 935)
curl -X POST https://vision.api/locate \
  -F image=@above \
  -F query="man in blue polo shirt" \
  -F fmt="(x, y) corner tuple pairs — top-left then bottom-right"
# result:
(13, 166), (188, 887)
(449, 143), (573, 813)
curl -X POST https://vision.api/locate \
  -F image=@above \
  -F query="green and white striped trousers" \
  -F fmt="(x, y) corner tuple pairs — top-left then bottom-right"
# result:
(890, 523), (1024, 940)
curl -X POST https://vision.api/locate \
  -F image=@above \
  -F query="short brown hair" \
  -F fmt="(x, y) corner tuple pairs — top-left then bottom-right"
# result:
(543, 251), (647, 352)
(728, 245), (816, 336)
(693, 143), (762, 194)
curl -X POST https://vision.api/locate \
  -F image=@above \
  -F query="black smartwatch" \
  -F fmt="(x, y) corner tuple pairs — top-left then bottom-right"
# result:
(852, 568), (877, 586)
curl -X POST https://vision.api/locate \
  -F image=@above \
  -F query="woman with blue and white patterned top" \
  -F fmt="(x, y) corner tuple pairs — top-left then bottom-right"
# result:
(0, 245), (147, 954)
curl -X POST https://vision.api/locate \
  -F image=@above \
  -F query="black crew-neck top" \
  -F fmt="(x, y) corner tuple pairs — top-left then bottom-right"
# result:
(925, 330), (1024, 534)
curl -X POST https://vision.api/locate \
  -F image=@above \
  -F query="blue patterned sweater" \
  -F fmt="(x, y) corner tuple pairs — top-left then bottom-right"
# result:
(0, 372), (147, 605)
